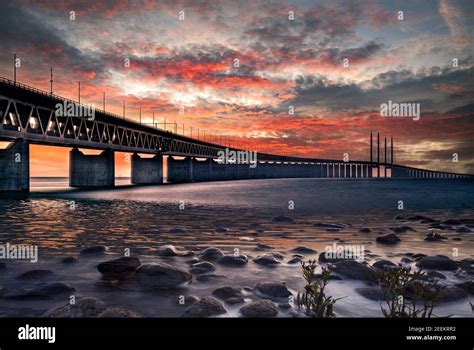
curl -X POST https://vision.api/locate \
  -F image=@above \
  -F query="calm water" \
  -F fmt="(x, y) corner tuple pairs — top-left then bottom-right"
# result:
(0, 178), (473, 317)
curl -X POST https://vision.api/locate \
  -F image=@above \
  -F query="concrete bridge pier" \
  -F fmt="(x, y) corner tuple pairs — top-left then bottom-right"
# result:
(257, 161), (268, 178)
(0, 139), (29, 197)
(131, 153), (163, 185)
(192, 158), (212, 182)
(70, 148), (115, 187)
(167, 156), (193, 183)
(210, 160), (226, 180)
(237, 163), (250, 179)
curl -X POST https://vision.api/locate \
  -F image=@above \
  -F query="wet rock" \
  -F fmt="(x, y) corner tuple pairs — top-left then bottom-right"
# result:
(189, 261), (215, 275)
(196, 274), (227, 283)
(376, 233), (401, 245)
(393, 226), (415, 234)
(186, 258), (199, 265)
(45, 297), (107, 317)
(329, 260), (377, 282)
(17, 269), (53, 280)
(400, 257), (413, 264)
(212, 286), (243, 300)
(199, 247), (224, 261)
(424, 233), (448, 242)
(456, 281), (474, 295)
(442, 219), (461, 226)
(240, 300), (278, 318)
(272, 216), (294, 224)
(136, 263), (192, 290)
(253, 254), (281, 267)
(452, 237), (462, 241)
(291, 246), (316, 254)
(214, 226), (229, 233)
(288, 257), (302, 264)
(426, 271), (446, 279)
(326, 228), (340, 232)
(217, 255), (248, 267)
(318, 250), (358, 263)
(440, 285), (467, 302)
(157, 245), (180, 257)
(99, 307), (143, 318)
(181, 297), (226, 318)
(372, 260), (397, 271)
(394, 215), (404, 220)
(169, 228), (187, 234)
(355, 287), (384, 301)
(456, 227), (470, 233)
(278, 302), (291, 309)
(255, 282), (292, 299)
(4, 282), (75, 300)
(416, 255), (458, 271)
(80, 246), (106, 255)
(226, 297), (245, 305)
(413, 253), (427, 260)
(314, 222), (344, 229)
(255, 243), (273, 251)
(359, 228), (371, 233)
(61, 256), (78, 264)
(97, 257), (141, 279)
(408, 215), (431, 221)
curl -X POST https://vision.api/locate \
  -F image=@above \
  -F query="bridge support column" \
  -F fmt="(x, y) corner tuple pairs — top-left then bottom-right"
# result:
(210, 160), (226, 180)
(192, 158), (212, 182)
(167, 156), (193, 183)
(131, 153), (162, 184)
(0, 140), (29, 197)
(69, 148), (114, 188)
(257, 162), (268, 178)
(237, 163), (250, 179)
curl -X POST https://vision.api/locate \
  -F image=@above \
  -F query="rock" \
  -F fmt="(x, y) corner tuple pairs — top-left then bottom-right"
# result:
(456, 281), (474, 295)
(413, 253), (427, 260)
(359, 228), (371, 233)
(416, 255), (458, 271)
(456, 227), (470, 233)
(291, 246), (316, 254)
(199, 247), (224, 261)
(181, 297), (226, 317)
(400, 257), (413, 264)
(288, 257), (302, 264)
(393, 226), (415, 234)
(278, 302), (291, 309)
(326, 228), (340, 232)
(186, 258), (199, 265)
(217, 255), (248, 267)
(372, 260), (397, 271)
(314, 222), (344, 229)
(97, 257), (141, 279)
(196, 274), (227, 283)
(80, 246), (106, 255)
(272, 216), (294, 223)
(442, 219), (461, 225)
(394, 215), (404, 220)
(440, 285), (467, 302)
(255, 244), (273, 251)
(329, 260), (377, 282)
(424, 232), (448, 242)
(4, 282), (75, 300)
(45, 297), (107, 317)
(253, 254), (281, 267)
(212, 286), (243, 300)
(17, 269), (53, 280)
(176, 295), (200, 306)
(255, 282), (292, 299)
(376, 233), (401, 245)
(214, 226), (229, 233)
(189, 261), (215, 274)
(225, 297), (245, 305)
(61, 256), (78, 264)
(318, 250), (357, 263)
(157, 245), (180, 257)
(169, 228), (187, 234)
(408, 215), (431, 221)
(136, 263), (192, 289)
(99, 307), (142, 318)
(240, 300), (278, 317)
(427, 271), (446, 279)
(355, 287), (385, 301)
(452, 237), (462, 241)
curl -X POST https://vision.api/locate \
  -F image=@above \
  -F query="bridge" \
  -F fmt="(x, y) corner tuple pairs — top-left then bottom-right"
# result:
(0, 76), (472, 197)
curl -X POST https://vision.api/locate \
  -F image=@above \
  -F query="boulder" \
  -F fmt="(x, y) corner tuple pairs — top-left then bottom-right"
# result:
(97, 257), (141, 279)
(217, 255), (248, 267)
(181, 297), (226, 317)
(45, 297), (106, 317)
(136, 263), (192, 289)
(99, 307), (142, 318)
(240, 300), (278, 317)
(189, 261), (215, 275)
(372, 260), (397, 271)
(61, 256), (78, 264)
(376, 233), (401, 245)
(199, 247), (224, 261)
(255, 282), (292, 299)
(157, 245), (180, 257)
(169, 228), (187, 234)
(80, 246), (106, 255)
(253, 254), (281, 267)
(17, 270), (53, 280)
(290, 246), (316, 254)
(416, 255), (458, 271)
(329, 260), (377, 282)
(272, 216), (294, 223)
(212, 286), (243, 300)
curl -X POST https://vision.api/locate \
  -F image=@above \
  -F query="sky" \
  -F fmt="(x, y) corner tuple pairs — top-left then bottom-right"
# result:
(0, 0), (473, 176)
